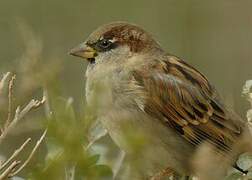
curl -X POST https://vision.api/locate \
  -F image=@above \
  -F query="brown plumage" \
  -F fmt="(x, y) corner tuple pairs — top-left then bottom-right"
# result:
(132, 55), (244, 153)
(69, 22), (250, 179)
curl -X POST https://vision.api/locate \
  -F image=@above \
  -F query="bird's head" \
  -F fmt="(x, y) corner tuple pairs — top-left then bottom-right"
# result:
(69, 22), (162, 65)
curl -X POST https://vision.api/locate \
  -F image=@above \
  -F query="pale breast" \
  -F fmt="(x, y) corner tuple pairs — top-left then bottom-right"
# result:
(84, 55), (194, 176)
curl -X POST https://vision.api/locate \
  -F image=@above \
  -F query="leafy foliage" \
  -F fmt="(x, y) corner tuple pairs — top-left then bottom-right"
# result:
(28, 97), (113, 180)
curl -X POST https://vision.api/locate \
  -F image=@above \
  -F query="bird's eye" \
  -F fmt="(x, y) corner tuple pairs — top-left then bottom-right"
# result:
(97, 38), (113, 50)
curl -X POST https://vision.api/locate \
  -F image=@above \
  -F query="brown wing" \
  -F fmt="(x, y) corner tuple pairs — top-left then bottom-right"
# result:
(132, 55), (244, 152)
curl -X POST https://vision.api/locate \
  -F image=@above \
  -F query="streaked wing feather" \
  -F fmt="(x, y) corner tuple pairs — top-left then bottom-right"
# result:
(132, 55), (244, 152)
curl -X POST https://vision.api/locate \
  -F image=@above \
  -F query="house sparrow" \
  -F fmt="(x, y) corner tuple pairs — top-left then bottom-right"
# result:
(69, 22), (251, 179)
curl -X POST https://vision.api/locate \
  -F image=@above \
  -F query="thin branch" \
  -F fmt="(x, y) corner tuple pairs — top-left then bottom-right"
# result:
(5, 74), (16, 129)
(86, 120), (108, 150)
(9, 129), (47, 177)
(43, 88), (52, 119)
(0, 161), (20, 180)
(0, 95), (46, 144)
(0, 130), (46, 179)
(0, 138), (31, 172)
(0, 73), (47, 179)
(113, 150), (125, 179)
(14, 96), (46, 123)
(0, 72), (11, 95)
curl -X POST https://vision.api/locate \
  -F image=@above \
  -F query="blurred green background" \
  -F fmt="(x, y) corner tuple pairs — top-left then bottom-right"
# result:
(1, 0), (252, 179)
(1, 0), (252, 114)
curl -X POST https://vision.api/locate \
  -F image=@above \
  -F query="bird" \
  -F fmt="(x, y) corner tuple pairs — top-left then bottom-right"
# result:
(69, 22), (251, 179)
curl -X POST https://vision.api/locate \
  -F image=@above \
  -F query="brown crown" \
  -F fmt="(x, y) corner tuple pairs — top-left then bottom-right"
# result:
(87, 22), (161, 53)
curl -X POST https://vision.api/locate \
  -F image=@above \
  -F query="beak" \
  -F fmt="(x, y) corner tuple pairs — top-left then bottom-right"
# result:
(69, 43), (97, 61)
